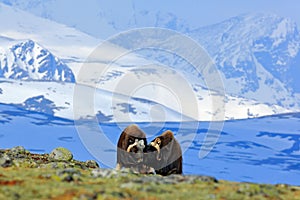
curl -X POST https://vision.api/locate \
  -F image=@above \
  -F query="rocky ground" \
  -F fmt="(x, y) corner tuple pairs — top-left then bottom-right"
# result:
(0, 146), (300, 200)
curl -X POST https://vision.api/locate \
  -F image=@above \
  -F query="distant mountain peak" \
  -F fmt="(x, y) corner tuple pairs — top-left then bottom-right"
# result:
(0, 39), (75, 82)
(190, 12), (300, 98)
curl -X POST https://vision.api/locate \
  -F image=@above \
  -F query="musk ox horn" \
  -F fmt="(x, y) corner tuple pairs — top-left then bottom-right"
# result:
(150, 141), (161, 161)
(126, 139), (139, 152)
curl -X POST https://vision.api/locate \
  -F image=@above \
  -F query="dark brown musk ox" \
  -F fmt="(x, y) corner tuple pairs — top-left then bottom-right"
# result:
(116, 124), (154, 174)
(145, 130), (182, 176)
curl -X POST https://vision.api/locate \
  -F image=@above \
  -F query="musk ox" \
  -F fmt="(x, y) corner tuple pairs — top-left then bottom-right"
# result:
(116, 124), (154, 173)
(145, 130), (182, 176)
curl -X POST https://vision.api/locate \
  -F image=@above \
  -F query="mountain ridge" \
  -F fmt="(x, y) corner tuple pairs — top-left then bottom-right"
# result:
(188, 13), (300, 108)
(1, 2), (300, 119)
(0, 39), (75, 82)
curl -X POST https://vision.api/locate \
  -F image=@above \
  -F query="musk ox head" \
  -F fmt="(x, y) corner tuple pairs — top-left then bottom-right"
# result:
(145, 130), (182, 176)
(116, 124), (148, 171)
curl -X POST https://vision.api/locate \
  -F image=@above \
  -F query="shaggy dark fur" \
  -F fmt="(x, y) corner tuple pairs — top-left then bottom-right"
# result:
(116, 124), (147, 171)
(145, 130), (182, 176)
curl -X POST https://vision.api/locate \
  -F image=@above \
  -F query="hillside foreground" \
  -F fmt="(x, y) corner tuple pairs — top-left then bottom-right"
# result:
(0, 146), (299, 200)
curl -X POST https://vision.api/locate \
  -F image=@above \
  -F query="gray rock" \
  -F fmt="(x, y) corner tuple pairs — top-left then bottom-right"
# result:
(0, 154), (12, 167)
(57, 168), (81, 176)
(49, 147), (73, 161)
(85, 160), (99, 168)
(91, 168), (137, 178)
(57, 168), (81, 182)
(132, 174), (218, 185)
(40, 162), (70, 169)
(91, 168), (119, 178)
(10, 146), (26, 155)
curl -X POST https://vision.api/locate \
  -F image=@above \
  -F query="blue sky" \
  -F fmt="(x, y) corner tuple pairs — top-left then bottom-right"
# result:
(1, 0), (299, 37)
(129, 0), (300, 27)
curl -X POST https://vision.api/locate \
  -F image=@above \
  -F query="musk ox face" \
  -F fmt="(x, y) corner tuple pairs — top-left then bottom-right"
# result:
(145, 130), (183, 176)
(116, 124), (147, 171)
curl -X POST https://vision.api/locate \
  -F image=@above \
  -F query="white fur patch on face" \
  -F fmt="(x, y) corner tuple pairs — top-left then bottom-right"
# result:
(137, 139), (145, 152)
(126, 139), (145, 153)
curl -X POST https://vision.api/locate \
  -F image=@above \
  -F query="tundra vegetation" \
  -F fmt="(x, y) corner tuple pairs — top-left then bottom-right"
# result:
(0, 146), (300, 200)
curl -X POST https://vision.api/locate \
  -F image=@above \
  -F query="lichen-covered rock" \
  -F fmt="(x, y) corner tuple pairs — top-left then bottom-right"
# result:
(91, 168), (120, 178)
(85, 160), (99, 168)
(56, 168), (82, 182)
(91, 168), (141, 178)
(12, 159), (37, 168)
(0, 146), (99, 170)
(10, 146), (26, 155)
(40, 162), (71, 169)
(0, 154), (12, 167)
(49, 147), (73, 161)
(129, 174), (218, 185)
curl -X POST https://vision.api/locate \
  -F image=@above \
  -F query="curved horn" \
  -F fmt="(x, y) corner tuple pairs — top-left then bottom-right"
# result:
(150, 141), (161, 161)
(127, 139), (138, 152)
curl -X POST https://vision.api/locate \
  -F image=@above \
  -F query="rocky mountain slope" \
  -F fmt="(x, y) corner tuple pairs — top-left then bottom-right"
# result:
(0, 39), (75, 82)
(3, 1), (299, 109)
(190, 13), (300, 108)
(0, 1), (299, 119)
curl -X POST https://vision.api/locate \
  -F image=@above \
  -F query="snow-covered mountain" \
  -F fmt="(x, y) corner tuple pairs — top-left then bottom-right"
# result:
(0, 78), (193, 122)
(0, 2), (102, 77)
(189, 13), (300, 107)
(3, 1), (299, 109)
(0, 1), (299, 121)
(0, 39), (75, 82)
